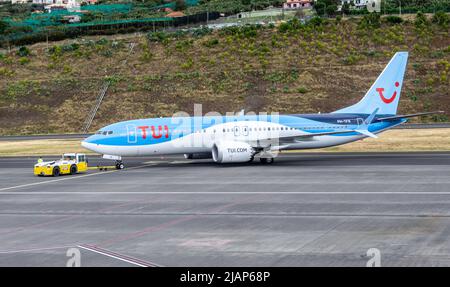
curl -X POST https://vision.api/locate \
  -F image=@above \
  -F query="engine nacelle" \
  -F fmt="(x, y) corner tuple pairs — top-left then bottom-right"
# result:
(184, 153), (213, 159)
(212, 141), (254, 163)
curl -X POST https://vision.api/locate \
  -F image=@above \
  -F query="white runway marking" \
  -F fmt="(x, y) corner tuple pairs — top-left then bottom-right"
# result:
(77, 244), (161, 267)
(0, 245), (73, 254)
(1, 191), (450, 195)
(0, 164), (154, 192)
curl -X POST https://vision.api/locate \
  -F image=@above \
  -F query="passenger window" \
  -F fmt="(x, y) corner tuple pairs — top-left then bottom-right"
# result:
(108, 131), (113, 135)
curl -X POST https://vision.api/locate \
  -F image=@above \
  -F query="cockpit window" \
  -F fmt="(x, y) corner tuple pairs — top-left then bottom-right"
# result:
(96, 130), (113, 135)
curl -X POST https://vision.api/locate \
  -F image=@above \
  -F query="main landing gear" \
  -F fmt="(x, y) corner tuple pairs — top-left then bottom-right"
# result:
(255, 149), (275, 164)
(115, 160), (124, 170)
(260, 157), (274, 164)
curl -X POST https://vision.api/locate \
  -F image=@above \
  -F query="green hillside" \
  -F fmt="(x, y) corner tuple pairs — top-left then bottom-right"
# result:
(0, 15), (449, 135)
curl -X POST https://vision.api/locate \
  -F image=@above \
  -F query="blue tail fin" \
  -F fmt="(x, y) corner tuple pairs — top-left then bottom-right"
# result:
(333, 52), (408, 115)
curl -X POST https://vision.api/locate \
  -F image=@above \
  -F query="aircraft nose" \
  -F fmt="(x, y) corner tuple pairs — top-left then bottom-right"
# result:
(81, 135), (97, 151)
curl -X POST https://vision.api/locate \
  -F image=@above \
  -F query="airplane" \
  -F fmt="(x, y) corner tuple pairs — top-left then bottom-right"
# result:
(82, 52), (443, 168)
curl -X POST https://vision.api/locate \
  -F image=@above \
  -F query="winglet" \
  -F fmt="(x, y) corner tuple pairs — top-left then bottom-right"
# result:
(365, 108), (379, 125)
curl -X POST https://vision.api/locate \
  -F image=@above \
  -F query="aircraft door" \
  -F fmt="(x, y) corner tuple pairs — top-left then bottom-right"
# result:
(234, 126), (240, 137)
(126, 124), (137, 143)
(242, 126), (249, 136)
(356, 118), (364, 129)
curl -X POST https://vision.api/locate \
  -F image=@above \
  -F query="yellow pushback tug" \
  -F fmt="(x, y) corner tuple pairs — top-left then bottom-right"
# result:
(34, 153), (88, 176)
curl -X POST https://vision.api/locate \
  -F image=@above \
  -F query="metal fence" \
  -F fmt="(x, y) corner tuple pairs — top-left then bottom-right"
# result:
(0, 11), (220, 47)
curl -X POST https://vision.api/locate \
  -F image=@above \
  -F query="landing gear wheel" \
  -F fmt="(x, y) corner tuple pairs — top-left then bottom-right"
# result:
(115, 161), (124, 170)
(260, 157), (274, 164)
(52, 167), (60, 177)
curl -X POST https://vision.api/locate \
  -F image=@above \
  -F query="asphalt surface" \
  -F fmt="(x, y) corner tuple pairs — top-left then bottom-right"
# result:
(0, 133), (93, 141)
(1, 152), (450, 266)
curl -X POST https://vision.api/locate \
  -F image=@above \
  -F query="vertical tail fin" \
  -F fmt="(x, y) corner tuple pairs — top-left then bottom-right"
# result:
(333, 52), (408, 115)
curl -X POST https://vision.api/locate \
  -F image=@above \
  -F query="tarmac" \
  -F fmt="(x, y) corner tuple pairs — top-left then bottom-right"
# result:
(0, 152), (450, 266)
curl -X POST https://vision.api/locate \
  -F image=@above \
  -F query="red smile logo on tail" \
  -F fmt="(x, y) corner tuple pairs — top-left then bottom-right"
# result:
(377, 82), (399, 104)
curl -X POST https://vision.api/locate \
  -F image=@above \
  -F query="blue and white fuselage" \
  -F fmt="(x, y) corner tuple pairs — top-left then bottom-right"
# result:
(82, 114), (404, 155)
(81, 52), (441, 165)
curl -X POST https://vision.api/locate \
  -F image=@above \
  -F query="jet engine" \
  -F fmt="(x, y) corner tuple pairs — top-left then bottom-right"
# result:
(212, 141), (254, 163)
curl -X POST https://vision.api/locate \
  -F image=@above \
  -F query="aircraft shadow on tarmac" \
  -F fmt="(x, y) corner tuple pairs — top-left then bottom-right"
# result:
(130, 153), (450, 169)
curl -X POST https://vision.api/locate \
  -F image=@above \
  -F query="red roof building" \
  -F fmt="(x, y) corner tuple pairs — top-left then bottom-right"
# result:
(165, 11), (185, 18)
(283, 0), (312, 9)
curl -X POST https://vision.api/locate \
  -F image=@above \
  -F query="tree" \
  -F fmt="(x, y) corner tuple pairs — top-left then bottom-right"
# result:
(17, 46), (31, 57)
(359, 12), (381, 29)
(314, 0), (340, 17)
(315, 2), (326, 16)
(0, 20), (9, 35)
(175, 0), (187, 11)
(415, 11), (429, 28)
(432, 11), (449, 28)
(341, 2), (350, 15)
(326, 5), (338, 16)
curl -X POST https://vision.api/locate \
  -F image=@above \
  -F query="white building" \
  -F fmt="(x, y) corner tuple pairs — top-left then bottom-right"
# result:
(33, 0), (81, 12)
(341, 0), (369, 10)
(32, 0), (54, 4)
(33, 0), (80, 8)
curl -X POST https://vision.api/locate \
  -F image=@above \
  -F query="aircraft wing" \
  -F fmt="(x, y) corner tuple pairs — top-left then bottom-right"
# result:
(255, 129), (359, 146)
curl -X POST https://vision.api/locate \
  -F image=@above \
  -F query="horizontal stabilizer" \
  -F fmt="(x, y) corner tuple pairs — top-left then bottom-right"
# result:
(377, 111), (445, 121)
(355, 129), (378, 138)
